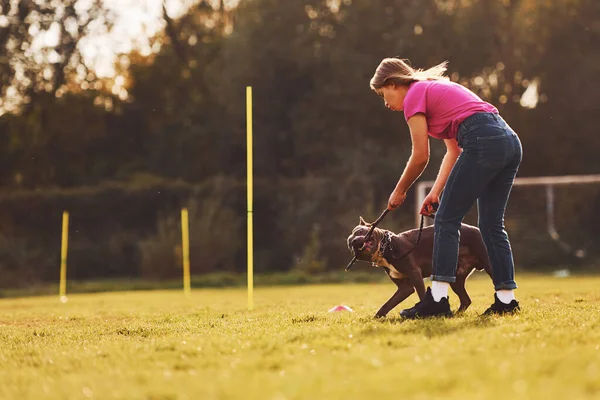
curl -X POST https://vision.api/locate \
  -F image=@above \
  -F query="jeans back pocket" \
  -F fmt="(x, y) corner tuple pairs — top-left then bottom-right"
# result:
(477, 135), (509, 169)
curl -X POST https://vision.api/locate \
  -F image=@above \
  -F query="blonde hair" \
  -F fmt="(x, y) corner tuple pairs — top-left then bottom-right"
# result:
(369, 58), (449, 90)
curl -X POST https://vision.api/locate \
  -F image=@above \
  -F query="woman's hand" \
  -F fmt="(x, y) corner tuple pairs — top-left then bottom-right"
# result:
(387, 189), (407, 210)
(420, 192), (440, 216)
(389, 115), (429, 211)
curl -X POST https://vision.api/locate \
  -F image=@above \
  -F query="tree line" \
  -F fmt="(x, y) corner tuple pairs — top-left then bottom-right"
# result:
(0, 0), (599, 287)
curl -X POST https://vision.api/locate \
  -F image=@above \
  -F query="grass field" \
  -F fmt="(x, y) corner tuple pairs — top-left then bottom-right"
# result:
(1, 273), (600, 400)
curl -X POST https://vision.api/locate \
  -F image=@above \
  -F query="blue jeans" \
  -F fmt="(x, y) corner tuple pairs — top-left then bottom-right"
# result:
(432, 112), (522, 291)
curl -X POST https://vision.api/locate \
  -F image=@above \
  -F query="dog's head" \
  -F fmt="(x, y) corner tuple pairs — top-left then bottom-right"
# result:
(347, 216), (385, 263)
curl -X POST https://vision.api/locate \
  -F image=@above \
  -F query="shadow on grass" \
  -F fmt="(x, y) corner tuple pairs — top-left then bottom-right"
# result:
(359, 314), (499, 338)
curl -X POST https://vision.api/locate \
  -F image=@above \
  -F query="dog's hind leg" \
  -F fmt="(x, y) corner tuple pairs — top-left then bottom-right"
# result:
(472, 229), (494, 280)
(481, 259), (493, 280)
(450, 275), (472, 312)
(375, 279), (415, 318)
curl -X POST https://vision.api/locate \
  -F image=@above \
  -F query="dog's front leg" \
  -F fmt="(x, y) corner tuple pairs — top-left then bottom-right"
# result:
(375, 279), (414, 318)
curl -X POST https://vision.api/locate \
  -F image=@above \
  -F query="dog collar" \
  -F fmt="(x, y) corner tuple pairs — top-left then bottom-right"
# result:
(370, 231), (394, 268)
(378, 231), (394, 259)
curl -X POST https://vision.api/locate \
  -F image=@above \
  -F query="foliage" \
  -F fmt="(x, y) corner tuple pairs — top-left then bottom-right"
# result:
(0, 0), (599, 283)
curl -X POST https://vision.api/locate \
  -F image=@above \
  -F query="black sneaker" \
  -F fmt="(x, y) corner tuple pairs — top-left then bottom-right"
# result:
(482, 294), (520, 316)
(400, 287), (452, 319)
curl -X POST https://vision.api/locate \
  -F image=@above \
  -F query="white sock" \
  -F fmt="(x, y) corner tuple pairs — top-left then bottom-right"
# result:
(431, 281), (450, 302)
(496, 290), (516, 304)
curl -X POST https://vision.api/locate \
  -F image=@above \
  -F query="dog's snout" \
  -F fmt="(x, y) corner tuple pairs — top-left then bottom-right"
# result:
(351, 236), (366, 249)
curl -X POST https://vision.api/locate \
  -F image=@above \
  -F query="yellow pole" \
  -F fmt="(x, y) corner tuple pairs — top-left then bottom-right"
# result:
(246, 86), (254, 311)
(181, 208), (191, 297)
(59, 211), (69, 303)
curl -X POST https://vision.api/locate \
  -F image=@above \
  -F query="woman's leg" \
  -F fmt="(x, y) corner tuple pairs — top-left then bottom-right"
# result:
(431, 150), (496, 283)
(478, 132), (522, 314)
(400, 146), (499, 319)
(477, 160), (520, 291)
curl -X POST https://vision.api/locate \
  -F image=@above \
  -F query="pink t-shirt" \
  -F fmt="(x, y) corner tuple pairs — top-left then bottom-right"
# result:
(403, 80), (498, 140)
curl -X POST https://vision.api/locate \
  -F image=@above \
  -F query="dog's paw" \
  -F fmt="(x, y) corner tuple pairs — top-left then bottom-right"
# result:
(374, 314), (386, 319)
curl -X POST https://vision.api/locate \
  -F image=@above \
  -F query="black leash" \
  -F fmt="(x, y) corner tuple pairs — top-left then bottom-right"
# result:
(387, 211), (432, 261)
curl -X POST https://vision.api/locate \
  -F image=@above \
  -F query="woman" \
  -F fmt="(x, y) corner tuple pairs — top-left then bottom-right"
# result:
(370, 57), (522, 318)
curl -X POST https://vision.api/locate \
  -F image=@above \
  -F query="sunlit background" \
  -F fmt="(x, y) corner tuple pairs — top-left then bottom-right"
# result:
(0, 0), (598, 291)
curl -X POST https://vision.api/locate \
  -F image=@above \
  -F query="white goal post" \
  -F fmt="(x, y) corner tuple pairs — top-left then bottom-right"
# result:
(415, 174), (600, 258)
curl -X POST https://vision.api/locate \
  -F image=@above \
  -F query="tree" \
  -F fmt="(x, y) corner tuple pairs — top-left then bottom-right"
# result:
(0, 0), (111, 114)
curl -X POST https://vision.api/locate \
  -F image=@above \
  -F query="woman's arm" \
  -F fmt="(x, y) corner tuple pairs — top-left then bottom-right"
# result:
(419, 138), (461, 215)
(388, 114), (430, 209)
(429, 138), (461, 197)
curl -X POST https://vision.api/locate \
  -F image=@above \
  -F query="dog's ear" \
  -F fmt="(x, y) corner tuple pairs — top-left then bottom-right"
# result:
(359, 216), (367, 225)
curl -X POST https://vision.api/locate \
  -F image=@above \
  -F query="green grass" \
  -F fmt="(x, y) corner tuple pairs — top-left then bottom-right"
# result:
(1, 273), (599, 400)
(0, 271), (384, 299)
